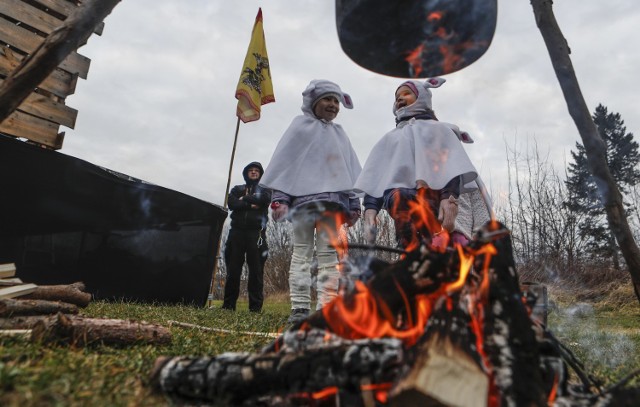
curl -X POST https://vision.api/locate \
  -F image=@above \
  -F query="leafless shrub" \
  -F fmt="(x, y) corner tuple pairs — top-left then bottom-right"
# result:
(498, 139), (638, 291)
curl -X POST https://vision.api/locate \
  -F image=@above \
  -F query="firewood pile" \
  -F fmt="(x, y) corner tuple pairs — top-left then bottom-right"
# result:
(150, 222), (640, 407)
(0, 263), (170, 346)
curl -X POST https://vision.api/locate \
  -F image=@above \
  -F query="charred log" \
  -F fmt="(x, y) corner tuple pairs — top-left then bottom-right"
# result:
(473, 224), (548, 406)
(152, 329), (403, 406)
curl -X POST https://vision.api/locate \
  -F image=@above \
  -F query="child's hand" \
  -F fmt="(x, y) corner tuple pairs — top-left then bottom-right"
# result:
(438, 196), (459, 231)
(271, 202), (289, 222)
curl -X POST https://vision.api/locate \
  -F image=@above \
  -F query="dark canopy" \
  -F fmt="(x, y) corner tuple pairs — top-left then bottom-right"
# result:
(0, 135), (227, 305)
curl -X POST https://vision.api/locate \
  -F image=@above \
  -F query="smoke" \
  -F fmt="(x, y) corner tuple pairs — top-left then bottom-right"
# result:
(551, 303), (636, 370)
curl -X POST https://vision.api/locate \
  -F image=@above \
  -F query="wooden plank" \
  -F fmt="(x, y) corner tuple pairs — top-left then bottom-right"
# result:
(0, 46), (78, 98)
(0, 0), (64, 35)
(0, 278), (23, 286)
(21, 91), (77, 128)
(28, 0), (105, 35)
(1, 78), (78, 127)
(0, 15), (91, 79)
(0, 263), (16, 278)
(0, 284), (38, 300)
(0, 109), (64, 149)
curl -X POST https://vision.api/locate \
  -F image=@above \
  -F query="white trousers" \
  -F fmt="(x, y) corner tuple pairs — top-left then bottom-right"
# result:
(289, 206), (341, 311)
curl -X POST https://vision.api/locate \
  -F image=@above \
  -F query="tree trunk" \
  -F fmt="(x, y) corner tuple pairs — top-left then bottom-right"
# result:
(0, 0), (122, 123)
(530, 0), (640, 303)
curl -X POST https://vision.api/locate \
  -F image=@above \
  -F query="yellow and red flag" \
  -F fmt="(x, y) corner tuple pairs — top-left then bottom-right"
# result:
(235, 8), (275, 123)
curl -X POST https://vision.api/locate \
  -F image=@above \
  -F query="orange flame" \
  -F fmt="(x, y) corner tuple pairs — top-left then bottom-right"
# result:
(548, 372), (559, 405)
(427, 11), (443, 22)
(311, 386), (338, 400)
(318, 211), (349, 265)
(322, 280), (432, 347)
(405, 43), (425, 78)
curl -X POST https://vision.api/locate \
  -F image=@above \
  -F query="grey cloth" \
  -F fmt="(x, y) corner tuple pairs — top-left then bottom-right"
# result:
(354, 119), (477, 198)
(454, 188), (491, 239)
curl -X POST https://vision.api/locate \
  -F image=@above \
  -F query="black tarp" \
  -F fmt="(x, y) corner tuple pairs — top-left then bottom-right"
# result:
(0, 135), (227, 305)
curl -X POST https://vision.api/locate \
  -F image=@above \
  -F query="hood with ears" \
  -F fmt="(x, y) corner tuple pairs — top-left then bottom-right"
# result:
(393, 77), (445, 121)
(301, 79), (353, 117)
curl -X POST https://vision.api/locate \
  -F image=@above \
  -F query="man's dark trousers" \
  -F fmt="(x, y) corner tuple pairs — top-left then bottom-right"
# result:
(222, 228), (267, 312)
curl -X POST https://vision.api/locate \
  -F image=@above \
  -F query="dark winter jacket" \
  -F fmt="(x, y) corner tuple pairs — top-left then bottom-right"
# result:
(228, 162), (271, 230)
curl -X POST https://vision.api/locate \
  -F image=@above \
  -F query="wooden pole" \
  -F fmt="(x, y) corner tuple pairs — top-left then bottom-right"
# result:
(224, 117), (242, 209)
(207, 117), (241, 307)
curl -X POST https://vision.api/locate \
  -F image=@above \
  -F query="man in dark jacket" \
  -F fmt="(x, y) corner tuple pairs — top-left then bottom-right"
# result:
(221, 162), (271, 312)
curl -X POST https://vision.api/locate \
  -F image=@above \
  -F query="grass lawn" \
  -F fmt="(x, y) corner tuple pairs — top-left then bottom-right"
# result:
(0, 295), (638, 406)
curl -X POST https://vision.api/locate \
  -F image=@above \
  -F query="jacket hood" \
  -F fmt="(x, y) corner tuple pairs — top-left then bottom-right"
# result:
(242, 161), (264, 183)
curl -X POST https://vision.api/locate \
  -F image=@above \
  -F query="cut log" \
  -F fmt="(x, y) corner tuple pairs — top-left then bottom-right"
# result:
(0, 298), (79, 317)
(31, 313), (171, 346)
(22, 282), (91, 307)
(389, 335), (489, 407)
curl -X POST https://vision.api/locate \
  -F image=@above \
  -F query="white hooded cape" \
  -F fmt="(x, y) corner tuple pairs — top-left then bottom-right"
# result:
(260, 80), (362, 197)
(354, 119), (478, 198)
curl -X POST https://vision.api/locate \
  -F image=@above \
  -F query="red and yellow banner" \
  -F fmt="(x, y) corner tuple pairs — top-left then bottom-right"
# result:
(235, 8), (275, 123)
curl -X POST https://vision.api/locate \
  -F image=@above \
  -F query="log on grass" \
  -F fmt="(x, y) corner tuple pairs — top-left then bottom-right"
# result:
(31, 313), (171, 346)
(22, 282), (91, 307)
(0, 298), (79, 317)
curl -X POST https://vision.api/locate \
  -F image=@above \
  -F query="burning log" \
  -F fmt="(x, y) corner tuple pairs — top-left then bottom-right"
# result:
(151, 221), (639, 406)
(0, 313), (171, 346)
(152, 329), (403, 406)
(22, 282), (92, 307)
(0, 298), (79, 317)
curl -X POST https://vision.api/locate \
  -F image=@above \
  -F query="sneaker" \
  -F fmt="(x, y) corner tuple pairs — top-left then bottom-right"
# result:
(287, 308), (310, 325)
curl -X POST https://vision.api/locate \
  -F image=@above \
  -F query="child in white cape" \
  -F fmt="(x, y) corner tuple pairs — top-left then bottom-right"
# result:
(260, 79), (362, 325)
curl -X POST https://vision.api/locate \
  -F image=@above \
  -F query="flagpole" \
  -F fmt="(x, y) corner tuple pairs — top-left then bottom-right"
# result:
(224, 117), (242, 209)
(207, 117), (241, 308)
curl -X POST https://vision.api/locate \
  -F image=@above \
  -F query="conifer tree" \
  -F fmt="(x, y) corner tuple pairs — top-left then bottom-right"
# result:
(565, 104), (640, 268)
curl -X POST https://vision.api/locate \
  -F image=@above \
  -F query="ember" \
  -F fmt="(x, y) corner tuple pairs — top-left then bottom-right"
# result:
(151, 222), (639, 406)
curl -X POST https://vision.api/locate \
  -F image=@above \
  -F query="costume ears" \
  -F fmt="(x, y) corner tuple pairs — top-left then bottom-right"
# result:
(424, 77), (446, 89)
(448, 123), (475, 143)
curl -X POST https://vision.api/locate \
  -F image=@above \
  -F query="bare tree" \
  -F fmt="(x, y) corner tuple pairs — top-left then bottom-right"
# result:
(498, 140), (589, 281)
(530, 0), (640, 302)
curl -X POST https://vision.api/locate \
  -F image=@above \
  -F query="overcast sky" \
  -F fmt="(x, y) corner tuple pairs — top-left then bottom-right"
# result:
(61, 1), (639, 209)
